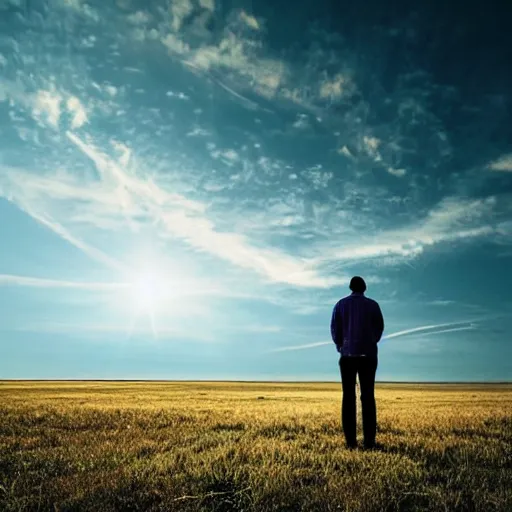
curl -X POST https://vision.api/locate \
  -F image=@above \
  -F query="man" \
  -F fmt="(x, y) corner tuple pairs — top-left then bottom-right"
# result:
(330, 276), (384, 449)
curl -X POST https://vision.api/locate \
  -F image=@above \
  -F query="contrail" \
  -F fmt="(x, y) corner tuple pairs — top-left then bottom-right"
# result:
(0, 274), (130, 290)
(18, 205), (127, 273)
(212, 77), (261, 111)
(270, 341), (331, 353)
(382, 321), (475, 340)
(270, 320), (478, 352)
(411, 325), (476, 337)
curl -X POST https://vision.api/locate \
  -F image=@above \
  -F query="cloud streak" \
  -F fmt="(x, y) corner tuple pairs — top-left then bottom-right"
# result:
(270, 341), (332, 353)
(488, 154), (512, 172)
(312, 196), (499, 267)
(0, 274), (129, 290)
(382, 321), (476, 340)
(1, 130), (345, 288)
(410, 325), (476, 338)
(14, 202), (127, 273)
(270, 321), (478, 352)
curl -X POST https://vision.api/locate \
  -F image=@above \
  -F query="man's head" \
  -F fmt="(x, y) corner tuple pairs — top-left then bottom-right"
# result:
(349, 276), (367, 293)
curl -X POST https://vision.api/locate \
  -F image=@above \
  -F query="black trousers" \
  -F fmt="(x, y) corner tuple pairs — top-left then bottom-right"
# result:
(339, 356), (378, 446)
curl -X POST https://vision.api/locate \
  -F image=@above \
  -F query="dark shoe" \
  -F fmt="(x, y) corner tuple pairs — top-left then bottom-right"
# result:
(363, 441), (382, 451)
(346, 441), (358, 450)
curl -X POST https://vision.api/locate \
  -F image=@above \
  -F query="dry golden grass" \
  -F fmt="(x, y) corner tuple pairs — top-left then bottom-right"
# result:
(0, 381), (511, 511)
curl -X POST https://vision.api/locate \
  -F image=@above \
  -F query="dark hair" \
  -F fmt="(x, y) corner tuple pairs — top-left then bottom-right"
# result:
(349, 276), (367, 293)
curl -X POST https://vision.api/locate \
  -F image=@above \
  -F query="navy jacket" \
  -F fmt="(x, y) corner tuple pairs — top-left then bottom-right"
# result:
(331, 292), (384, 357)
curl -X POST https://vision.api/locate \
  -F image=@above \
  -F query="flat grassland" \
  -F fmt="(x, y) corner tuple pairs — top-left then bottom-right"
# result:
(0, 382), (510, 511)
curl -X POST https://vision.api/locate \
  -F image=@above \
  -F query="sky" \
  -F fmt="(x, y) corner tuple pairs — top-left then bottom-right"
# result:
(0, 0), (511, 381)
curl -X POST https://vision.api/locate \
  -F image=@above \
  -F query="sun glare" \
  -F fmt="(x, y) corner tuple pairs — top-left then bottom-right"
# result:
(127, 266), (173, 338)
(117, 254), (197, 339)
(133, 273), (162, 311)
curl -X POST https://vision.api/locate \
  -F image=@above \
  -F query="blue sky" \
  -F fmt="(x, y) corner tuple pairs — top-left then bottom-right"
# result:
(1, 0), (511, 381)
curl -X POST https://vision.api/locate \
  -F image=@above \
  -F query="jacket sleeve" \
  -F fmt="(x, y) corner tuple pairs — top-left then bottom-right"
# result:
(374, 302), (384, 342)
(330, 302), (342, 350)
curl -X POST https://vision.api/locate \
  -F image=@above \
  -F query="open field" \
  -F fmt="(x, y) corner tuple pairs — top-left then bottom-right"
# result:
(0, 381), (511, 511)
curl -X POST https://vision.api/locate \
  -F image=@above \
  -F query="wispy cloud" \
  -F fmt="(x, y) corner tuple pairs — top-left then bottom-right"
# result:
(13, 202), (127, 272)
(488, 153), (512, 172)
(2, 144), (500, 290)
(239, 10), (260, 31)
(1, 80), (89, 132)
(383, 321), (476, 340)
(199, 0), (215, 12)
(387, 167), (407, 177)
(66, 96), (88, 129)
(318, 74), (354, 101)
(183, 34), (286, 100)
(312, 196), (498, 267)
(270, 321), (478, 352)
(0, 274), (129, 290)
(127, 11), (152, 25)
(409, 325), (476, 338)
(14, 321), (216, 341)
(2, 128), (345, 288)
(270, 341), (332, 353)
(33, 90), (62, 128)
(60, 0), (99, 21)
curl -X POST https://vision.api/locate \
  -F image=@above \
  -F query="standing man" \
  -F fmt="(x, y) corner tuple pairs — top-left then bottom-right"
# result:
(330, 276), (384, 449)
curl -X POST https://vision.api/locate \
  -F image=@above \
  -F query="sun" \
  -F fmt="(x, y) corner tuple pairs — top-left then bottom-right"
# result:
(133, 273), (162, 311)
(128, 269), (169, 338)
(118, 254), (195, 338)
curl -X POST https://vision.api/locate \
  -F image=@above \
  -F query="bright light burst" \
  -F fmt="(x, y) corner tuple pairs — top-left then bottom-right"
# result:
(124, 256), (179, 338)
(132, 273), (164, 313)
(114, 252), (206, 339)
(129, 271), (162, 338)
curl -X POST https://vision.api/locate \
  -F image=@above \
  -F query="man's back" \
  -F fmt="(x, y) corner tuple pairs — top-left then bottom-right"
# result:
(331, 292), (384, 357)
(332, 277), (384, 450)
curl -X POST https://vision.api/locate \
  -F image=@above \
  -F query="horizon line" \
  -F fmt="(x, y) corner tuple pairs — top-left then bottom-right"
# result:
(1, 379), (511, 385)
